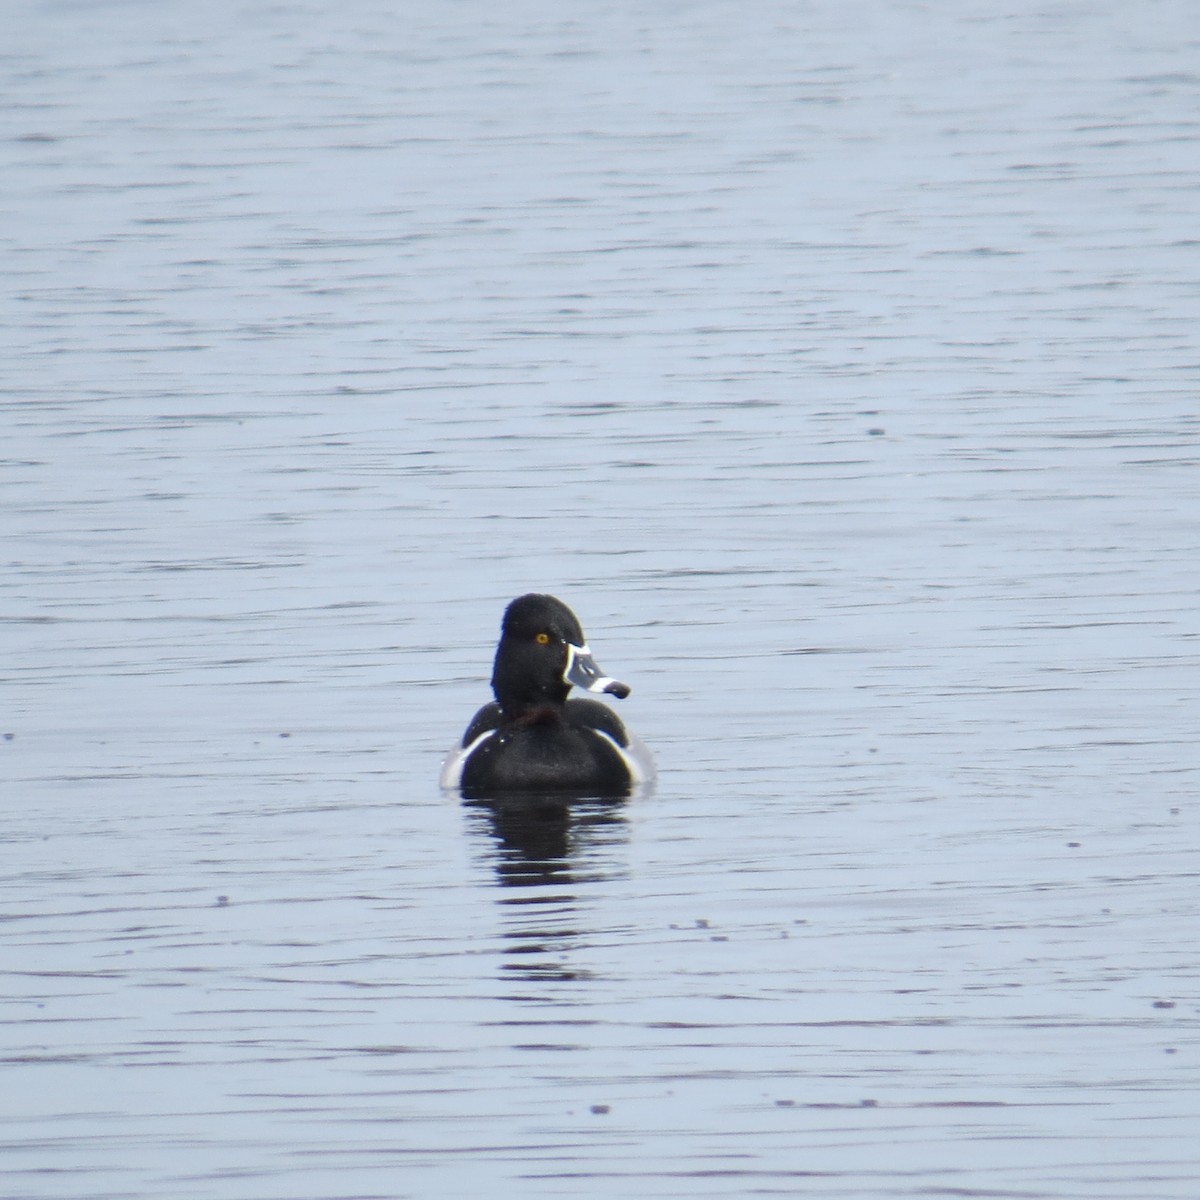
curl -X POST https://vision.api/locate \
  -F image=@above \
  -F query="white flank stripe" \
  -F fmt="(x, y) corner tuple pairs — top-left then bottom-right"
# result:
(438, 728), (496, 791)
(590, 728), (656, 786)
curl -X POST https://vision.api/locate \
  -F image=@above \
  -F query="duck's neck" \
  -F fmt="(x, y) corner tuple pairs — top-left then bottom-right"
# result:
(491, 646), (570, 715)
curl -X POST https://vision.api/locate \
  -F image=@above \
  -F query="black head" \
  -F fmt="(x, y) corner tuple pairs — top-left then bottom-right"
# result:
(490, 593), (630, 713)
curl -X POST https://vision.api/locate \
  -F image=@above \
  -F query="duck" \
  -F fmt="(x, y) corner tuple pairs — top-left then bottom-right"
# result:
(440, 593), (653, 797)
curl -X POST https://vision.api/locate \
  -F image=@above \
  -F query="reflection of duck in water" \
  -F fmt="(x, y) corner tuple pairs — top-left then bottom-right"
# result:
(441, 594), (654, 798)
(464, 793), (628, 888)
(464, 795), (631, 982)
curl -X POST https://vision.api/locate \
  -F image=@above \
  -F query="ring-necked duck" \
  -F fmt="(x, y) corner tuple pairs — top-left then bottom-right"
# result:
(440, 593), (654, 797)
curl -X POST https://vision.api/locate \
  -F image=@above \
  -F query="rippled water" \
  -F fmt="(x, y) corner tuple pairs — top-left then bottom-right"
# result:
(4, 1), (1199, 1197)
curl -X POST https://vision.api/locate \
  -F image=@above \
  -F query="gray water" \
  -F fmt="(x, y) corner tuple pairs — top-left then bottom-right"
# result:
(3, 1), (1199, 1197)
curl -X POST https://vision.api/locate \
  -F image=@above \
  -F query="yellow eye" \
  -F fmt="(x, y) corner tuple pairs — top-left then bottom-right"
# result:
(535, 632), (550, 645)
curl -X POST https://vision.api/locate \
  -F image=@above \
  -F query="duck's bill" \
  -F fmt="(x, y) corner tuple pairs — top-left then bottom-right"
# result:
(564, 643), (631, 699)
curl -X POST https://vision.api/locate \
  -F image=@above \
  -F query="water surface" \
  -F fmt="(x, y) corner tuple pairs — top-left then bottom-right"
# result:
(3, 1), (1199, 1197)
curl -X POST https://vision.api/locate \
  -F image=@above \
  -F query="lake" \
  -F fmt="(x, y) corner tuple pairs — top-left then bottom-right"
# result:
(3, 1), (1199, 1197)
